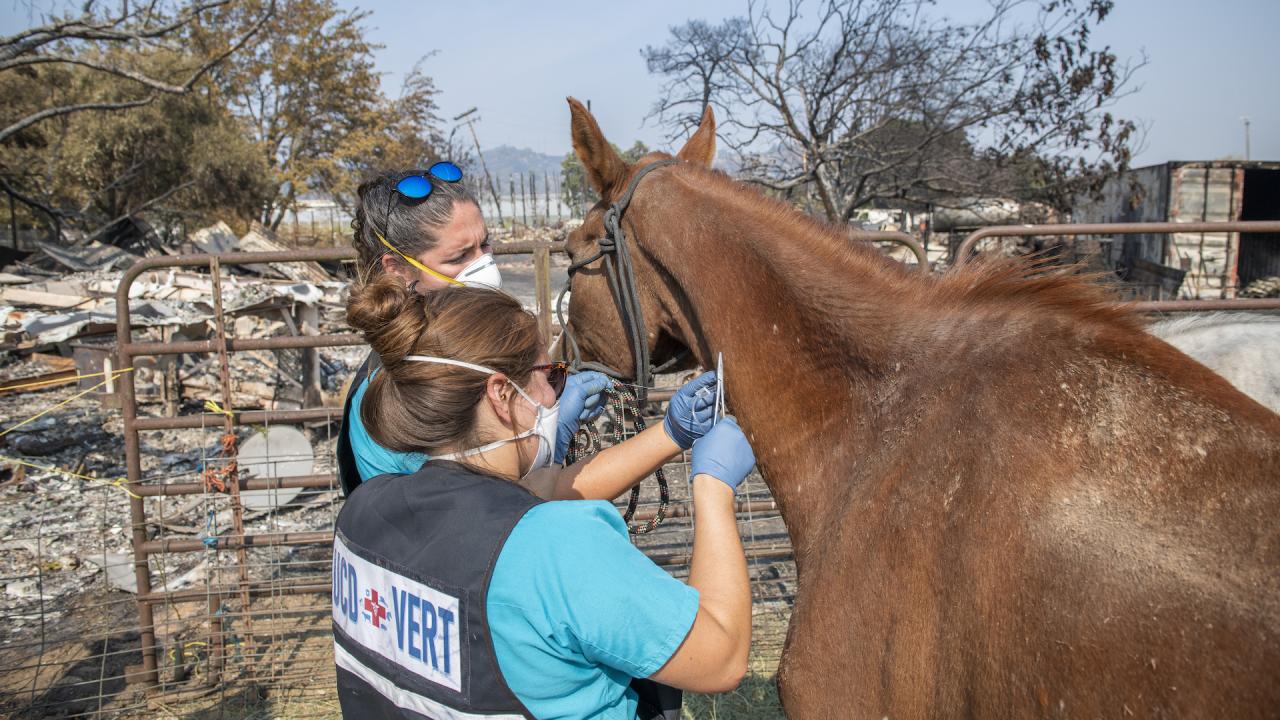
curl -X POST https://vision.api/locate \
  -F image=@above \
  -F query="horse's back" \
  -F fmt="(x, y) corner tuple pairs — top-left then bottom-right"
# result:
(778, 328), (1280, 718)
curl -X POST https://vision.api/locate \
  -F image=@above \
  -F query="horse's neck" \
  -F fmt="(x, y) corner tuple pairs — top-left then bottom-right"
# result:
(640, 196), (916, 557)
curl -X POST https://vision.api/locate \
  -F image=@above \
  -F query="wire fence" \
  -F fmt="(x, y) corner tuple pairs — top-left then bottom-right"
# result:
(0, 380), (795, 719)
(0, 242), (795, 719)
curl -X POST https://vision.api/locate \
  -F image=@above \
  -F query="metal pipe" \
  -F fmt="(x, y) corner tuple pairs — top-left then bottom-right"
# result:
(132, 407), (340, 431)
(954, 221), (1280, 267)
(138, 582), (331, 605)
(133, 473), (338, 497)
(139, 531), (332, 554)
(139, 501), (784, 555)
(115, 244), (158, 688)
(630, 498), (777, 521)
(209, 256), (257, 665)
(649, 545), (794, 568)
(123, 333), (363, 358)
(850, 230), (930, 273)
(495, 240), (566, 255)
(1133, 298), (1280, 313)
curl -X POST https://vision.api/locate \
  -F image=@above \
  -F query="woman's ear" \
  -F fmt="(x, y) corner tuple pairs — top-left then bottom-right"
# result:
(485, 374), (516, 426)
(381, 254), (412, 283)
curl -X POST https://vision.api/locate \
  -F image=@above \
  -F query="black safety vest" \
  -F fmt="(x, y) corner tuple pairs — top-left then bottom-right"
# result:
(334, 459), (538, 719)
(337, 352), (379, 497)
(335, 362), (683, 719)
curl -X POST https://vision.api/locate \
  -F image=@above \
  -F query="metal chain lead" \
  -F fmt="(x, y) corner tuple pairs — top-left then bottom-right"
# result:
(565, 382), (669, 534)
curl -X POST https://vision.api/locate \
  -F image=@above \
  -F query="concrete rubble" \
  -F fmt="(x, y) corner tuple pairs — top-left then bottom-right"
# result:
(0, 220), (570, 635)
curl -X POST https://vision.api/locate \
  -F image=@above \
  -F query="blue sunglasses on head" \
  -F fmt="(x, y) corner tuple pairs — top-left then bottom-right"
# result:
(377, 161), (468, 280)
(394, 161), (464, 199)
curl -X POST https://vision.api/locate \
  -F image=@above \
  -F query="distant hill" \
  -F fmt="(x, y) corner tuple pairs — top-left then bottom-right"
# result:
(471, 145), (565, 183)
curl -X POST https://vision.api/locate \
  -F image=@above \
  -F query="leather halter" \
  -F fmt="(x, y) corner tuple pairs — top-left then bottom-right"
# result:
(556, 159), (680, 404)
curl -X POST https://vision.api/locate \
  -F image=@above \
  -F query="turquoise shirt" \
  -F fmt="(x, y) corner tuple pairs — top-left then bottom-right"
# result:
(488, 501), (700, 719)
(349, 374), (699, 717)
(347, 372), (429, 481)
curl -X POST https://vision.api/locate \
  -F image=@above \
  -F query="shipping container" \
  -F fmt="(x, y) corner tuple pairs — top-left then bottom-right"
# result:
(1074, 161), (1280, 298)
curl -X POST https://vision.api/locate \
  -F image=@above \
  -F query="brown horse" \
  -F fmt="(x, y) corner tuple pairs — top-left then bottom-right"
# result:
(560, 98), (1280, 718)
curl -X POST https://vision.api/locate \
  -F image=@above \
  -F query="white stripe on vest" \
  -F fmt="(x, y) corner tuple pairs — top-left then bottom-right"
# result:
(333, 535), (464, 692)
(334, 643), (526, 720)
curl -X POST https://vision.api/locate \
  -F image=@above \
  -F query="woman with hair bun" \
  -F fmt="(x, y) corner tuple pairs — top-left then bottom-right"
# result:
(333, 275), (757, 720)
(338, 164), (621, 494)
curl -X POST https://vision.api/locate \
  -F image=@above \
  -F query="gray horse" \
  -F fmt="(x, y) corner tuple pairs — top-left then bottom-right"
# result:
(1150, 312), (1280, 413)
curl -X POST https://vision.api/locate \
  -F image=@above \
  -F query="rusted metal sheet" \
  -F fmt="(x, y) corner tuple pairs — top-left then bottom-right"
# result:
(1237, 167), (1280, 288)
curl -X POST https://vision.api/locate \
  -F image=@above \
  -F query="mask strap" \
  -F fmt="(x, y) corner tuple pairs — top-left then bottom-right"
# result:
(409, 355), (544, 464)
(403, 355), (540, 406)
(375, 230), (463, 286)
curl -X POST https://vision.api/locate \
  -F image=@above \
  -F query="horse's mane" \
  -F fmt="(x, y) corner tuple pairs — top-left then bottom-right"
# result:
(667, 162), (1143, 334)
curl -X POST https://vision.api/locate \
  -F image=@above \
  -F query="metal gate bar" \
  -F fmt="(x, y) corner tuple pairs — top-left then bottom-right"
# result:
(954, 220), (1280, 266)
(108, 225), (1276, 695)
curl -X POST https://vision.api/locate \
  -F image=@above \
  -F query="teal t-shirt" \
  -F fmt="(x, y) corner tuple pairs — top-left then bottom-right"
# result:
(488, 501), (700, 719)
(348, 372), (429, 481)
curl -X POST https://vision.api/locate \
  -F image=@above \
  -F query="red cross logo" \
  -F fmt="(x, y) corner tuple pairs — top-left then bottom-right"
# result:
(363, 589), (388, 629)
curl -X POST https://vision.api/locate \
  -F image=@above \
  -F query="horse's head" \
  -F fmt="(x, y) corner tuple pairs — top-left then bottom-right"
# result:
(560, 96), (717, 381)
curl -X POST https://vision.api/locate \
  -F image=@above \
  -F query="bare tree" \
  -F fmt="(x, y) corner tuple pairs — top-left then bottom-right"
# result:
(644, 0), (1143, 220)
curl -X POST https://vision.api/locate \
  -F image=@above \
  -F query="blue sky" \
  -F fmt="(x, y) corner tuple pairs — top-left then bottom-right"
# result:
(5, 0), (1278, 165)
(356, 0), (1278, 166)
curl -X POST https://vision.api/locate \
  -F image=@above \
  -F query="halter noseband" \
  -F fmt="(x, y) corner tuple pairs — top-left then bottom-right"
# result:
(556, 159), (680, 404)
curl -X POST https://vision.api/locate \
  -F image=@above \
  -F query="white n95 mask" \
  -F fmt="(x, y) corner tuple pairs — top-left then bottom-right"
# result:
(453, 253), (502, 290)
(405, 356), (556, 478)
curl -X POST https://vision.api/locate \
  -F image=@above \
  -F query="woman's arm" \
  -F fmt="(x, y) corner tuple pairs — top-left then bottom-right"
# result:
(525, 423), (682, 501)
(525, 371), (719, 502)
(649, 419), (754, 693)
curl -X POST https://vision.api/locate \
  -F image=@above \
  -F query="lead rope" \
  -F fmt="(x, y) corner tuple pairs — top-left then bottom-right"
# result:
(564, 382), (669, 534)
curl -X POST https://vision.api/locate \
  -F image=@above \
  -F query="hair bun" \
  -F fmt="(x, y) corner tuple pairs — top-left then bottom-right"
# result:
(346, 276), (425, 365)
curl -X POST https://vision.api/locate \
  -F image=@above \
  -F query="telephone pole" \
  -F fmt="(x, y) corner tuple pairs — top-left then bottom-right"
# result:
(453, 108), (505, 226)
(1242, 116), (1251, 161)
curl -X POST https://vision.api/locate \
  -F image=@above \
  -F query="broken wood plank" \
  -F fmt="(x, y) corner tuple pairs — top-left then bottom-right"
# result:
(0, 286), (101, 309)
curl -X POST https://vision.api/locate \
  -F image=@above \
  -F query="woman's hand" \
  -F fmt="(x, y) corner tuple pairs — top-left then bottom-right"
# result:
(554, 371), (611, 463)
(663, 371), (718, 450)
(690, 416), (755, 492)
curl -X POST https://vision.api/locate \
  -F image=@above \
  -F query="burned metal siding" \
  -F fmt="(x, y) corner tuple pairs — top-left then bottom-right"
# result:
(1073, 161), (1280, 298)
(1073, 164), (1169, 267)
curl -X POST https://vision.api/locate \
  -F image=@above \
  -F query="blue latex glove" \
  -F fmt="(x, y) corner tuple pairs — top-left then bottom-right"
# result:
(555, 371), (611, 463)
(663, 371), (717, 450)
(690, 416), (756, 492)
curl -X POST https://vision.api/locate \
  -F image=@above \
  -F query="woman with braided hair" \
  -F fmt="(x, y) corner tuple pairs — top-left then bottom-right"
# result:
(333, 275), (757, 719)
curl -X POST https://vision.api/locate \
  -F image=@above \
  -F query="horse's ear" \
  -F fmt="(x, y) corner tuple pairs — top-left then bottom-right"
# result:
(568, 97), (626, 196)
(676, 105), (716, 167)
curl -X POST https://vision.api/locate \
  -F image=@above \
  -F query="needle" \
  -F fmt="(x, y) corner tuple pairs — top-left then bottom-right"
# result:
(714, 352), (725, 424)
